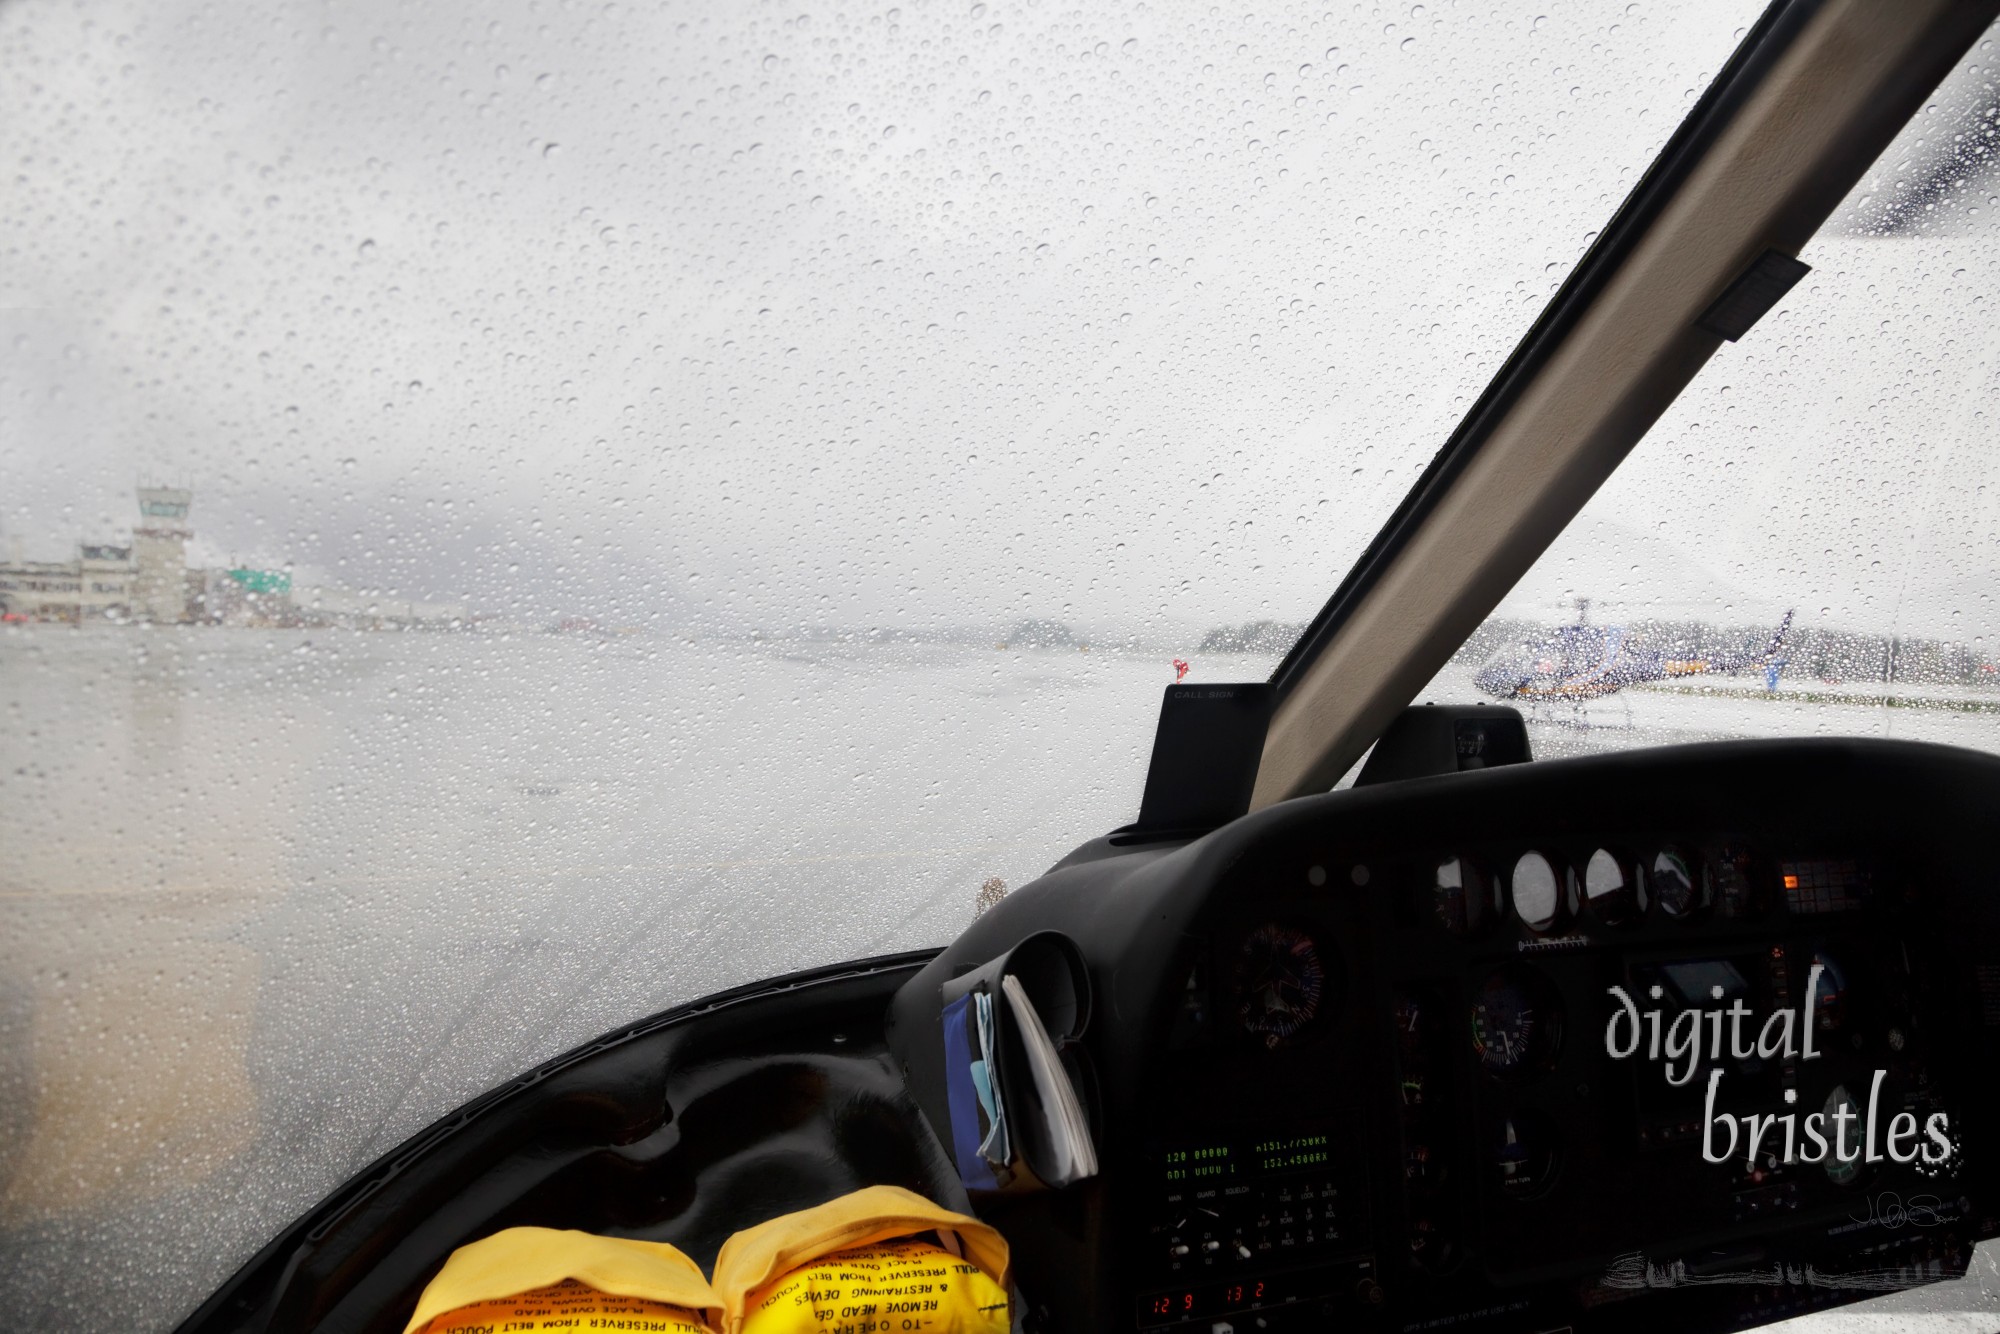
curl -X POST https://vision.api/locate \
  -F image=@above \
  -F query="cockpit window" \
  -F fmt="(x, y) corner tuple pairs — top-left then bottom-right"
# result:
(2, 1), (1797, 1329)
(1425, 30), (2000, 765)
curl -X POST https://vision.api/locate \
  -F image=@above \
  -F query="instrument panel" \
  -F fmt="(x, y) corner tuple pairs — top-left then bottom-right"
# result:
(1126, 830), (1976, 1333)
(892, 740), (2000, 1334)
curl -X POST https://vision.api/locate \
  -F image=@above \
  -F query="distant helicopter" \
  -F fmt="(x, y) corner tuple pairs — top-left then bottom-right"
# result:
(1473, 600), (1794, 703)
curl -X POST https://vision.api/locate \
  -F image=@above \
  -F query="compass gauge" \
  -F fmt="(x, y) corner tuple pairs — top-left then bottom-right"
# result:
(1233, 923), (1328, 1049)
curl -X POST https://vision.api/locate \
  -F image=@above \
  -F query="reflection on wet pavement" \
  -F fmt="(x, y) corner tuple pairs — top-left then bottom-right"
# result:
(0, 938), (258, 1223)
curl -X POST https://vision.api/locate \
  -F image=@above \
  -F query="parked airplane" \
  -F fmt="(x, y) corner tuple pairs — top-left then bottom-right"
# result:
(1474, 601), (1794, 703)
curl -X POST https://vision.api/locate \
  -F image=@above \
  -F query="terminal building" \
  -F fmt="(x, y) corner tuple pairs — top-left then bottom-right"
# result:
(0, 486), (196, 623)
(1, 483), (465, 628)
(0, 485), (301, 625)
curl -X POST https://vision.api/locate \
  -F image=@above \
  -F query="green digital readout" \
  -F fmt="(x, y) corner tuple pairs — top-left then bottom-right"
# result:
(1253, 1132), (1332, 1175)
(1160, 1144), (1235, 1182)
(1160, 1133), (1331, 1182)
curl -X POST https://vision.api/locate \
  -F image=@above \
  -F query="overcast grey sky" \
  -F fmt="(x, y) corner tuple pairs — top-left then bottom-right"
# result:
(3, 0), (1993, 640)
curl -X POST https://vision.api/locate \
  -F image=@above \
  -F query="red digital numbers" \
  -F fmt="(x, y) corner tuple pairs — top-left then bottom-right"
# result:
(1155, 1283), (1275, 1322)
(1221, 1281), (1267, 1309)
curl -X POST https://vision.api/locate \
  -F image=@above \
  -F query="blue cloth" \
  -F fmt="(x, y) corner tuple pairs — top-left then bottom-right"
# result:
(940, 994), (1000, 1191)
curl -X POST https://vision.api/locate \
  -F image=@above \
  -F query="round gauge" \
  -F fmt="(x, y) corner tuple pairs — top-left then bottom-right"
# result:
(1430, 856), (1492, 937)
(1583, 848), (1645, 926)
(1469, 966), (1564, 1077)
(1233, 922), (1327, 1049)
(1492, 1111), (1559, 1199)
(1509, 852), (1562, 933)
(1823, 1084), (1864, 1186)
(1408, 1215), (1458, 1273)
(1808, 951), (1848, 1034)
(1651, 847), (1706, 919)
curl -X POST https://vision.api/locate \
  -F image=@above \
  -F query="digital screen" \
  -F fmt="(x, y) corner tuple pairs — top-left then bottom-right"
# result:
(1254, 1132), (1332, 1175)
(1657, 959), (1751, 1008)
(1624, 953), (1782, 1130)
(1159, 1143), (1235, 1182)
(1160, 1129), (1341, 1184)
(1135, 1270), (1337, 1328)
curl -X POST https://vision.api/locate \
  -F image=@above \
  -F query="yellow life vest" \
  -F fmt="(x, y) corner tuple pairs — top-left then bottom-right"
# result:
(406, 1185), (1010, 1334)
(402, 1226), (721, 1334)
(715, 1185), (1011, 1334)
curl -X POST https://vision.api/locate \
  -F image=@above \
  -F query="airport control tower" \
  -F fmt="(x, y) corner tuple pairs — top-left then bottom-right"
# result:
(134, 484), (193, 622)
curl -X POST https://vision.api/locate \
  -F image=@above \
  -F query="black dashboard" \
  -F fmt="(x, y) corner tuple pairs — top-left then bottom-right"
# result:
(891, 737), (2000, 1333)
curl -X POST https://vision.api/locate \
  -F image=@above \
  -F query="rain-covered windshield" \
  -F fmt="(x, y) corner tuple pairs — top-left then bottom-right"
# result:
(1400, 31), (2000, 1324)
(21, 0), (1970, 1329)
(1416, 34), (2000, 769)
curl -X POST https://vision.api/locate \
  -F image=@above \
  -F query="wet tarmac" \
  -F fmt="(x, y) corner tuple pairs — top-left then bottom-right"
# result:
(2, 626), (1996, 1330)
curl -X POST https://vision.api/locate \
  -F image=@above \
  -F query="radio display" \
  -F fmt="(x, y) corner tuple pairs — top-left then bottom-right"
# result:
(1155, 1125), (1340, 1184)
(1159, 1142), (1237, 1183)
(1253, 1132), (1333, 1175)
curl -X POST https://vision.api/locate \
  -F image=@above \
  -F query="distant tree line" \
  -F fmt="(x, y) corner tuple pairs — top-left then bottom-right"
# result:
(1197, 619), (1307, 653)
(1448, 617), (1997, 686)
(750, 614), (1995, 686)
(1004, 619), (1080, 649)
